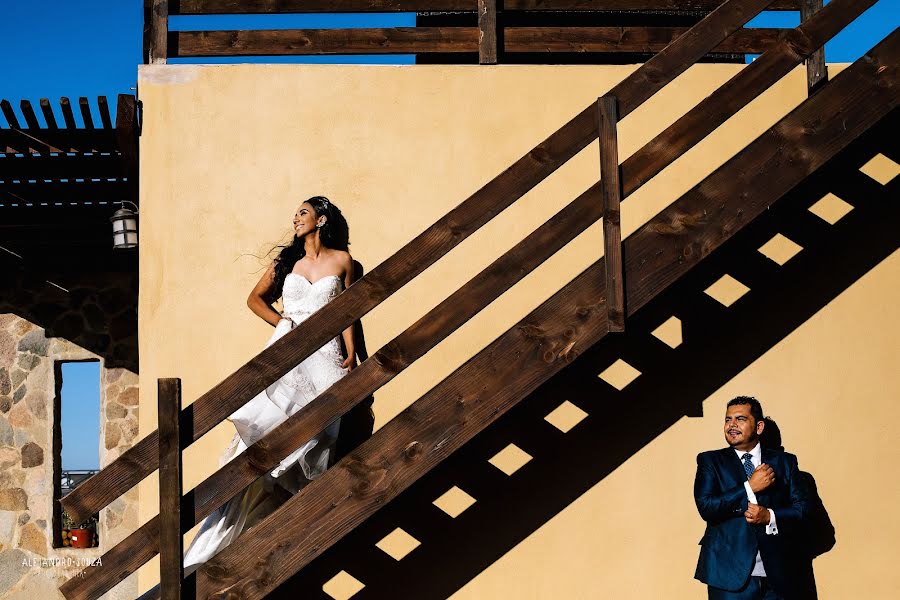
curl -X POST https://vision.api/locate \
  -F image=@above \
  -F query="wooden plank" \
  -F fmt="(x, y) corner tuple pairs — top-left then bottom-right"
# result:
(78, 98), (94, 129)
(60, 97), (77, 129)
(801, 0), (827, 94)
(504, 27), (781, 54)
(1, 100), (21, 129)
(621, 0), (877, 195)
(190, 40), (898, 598)
(97, 97), (113, 129)
(0, 180), (131, 204)
(173, 0), (800, 14)
(173, 28), (478, 56)
(0, 130), (118, 154)
(150, 0), (169, 63)
(115, 95), (140, 193)
(60, 0), (778, 526)
(40, 99), (58, 130)
(19, 101), (40, 130)
(174, 26), (784, 57)
(478, 0), (498, 64)
(598, 95), (624, 332)
(194, 35), (898, 599)
(0, 154), (123, 181)
(157, 379), (183, 600)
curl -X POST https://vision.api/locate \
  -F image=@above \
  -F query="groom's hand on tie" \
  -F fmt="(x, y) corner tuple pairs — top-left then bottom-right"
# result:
(748, 463), (775, 493)
(744, 502), (771, 525)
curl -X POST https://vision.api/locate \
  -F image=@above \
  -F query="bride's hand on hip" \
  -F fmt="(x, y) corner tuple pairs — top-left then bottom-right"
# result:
(341, 355), (356, 372)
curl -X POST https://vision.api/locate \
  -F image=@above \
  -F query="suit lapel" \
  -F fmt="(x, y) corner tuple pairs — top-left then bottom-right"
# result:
(719, 448), (747, 486)
(757, 446), (777, 505)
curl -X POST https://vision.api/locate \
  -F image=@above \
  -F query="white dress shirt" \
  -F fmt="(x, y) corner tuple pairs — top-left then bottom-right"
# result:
(735, 443), (778, 577)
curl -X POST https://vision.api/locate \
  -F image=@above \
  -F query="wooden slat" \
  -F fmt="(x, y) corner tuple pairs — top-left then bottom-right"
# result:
(191, 40), (898, 598)
(78, 98), (94, 129)
(0, 180), (131, 204)
(621, 0), (877, 195)
(478, 0), (498, 64)
(60, 0), (778, 526)
(0, 154), (124, 181)
(97, 97), (113, 129)
(801, 0), (827, 93)
(19, 101), (40, 130)
(174, 26), (783, 57)
(150, 0), (169, 63)
(40, 99), (58, 130)
(504, 27), (781, 54)
(60, 97), (77, 129)
(172, 0), (800, 14)
(1, 100), (21, 129)
(157, 379), (183, 600)
(173, 28), (478, 56)
(0, 129), (118, 154)
(598, 95), (624, 332)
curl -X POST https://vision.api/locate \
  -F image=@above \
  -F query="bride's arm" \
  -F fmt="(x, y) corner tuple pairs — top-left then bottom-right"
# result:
(247, 262), (284, 327)
(340, 254), (357, 370)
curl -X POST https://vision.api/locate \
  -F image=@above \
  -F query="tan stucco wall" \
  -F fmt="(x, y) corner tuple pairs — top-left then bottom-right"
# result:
(135, 63), (898, 597)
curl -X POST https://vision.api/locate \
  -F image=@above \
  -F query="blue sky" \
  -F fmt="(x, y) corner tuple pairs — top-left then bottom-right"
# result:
(1, 2), (896, 469)
(0, 1), (896, 122)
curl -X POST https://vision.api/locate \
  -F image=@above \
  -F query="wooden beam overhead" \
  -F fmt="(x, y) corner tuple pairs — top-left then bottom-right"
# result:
(171, 0), (801, 14)
(172, 26), (782, 56)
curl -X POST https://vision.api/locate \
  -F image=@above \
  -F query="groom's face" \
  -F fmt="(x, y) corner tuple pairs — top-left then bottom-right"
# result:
(723, 404), (763, 451)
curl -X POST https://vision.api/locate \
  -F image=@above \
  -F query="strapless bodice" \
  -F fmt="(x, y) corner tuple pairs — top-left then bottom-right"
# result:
(282, 273), (343, 323)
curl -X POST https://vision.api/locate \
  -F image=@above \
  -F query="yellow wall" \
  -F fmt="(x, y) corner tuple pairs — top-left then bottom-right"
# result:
(135, 63), (899, 597)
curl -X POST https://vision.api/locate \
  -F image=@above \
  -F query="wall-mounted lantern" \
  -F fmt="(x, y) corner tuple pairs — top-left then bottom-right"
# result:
(111, 201), (139, 249)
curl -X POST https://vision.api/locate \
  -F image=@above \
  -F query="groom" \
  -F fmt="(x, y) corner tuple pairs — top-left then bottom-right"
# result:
(694, 397), (817, 599)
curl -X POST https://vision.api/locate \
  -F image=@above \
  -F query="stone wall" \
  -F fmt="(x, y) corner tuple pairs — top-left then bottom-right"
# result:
(0, 313), (138, 600)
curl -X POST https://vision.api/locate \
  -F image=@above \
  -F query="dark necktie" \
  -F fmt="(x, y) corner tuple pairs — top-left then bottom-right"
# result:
(742, 453), (754, 480)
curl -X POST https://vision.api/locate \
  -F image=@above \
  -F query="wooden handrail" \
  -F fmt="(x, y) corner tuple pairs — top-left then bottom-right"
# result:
(188, 37), (899, 598)
(62, 0), (779, 528)
(169, 0), (802, 14)
(60, 0), (882, 597)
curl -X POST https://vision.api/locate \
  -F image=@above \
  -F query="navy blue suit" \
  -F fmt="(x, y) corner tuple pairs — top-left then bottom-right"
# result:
(694, 447), (816, 599)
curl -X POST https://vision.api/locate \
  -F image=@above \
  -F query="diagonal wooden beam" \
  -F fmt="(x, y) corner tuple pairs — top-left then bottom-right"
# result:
(191, 32), (898, 599)
(61, 0), (776, 527)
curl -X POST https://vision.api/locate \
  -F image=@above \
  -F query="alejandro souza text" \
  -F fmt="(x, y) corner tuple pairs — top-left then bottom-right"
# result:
(23, 556), (103, 568)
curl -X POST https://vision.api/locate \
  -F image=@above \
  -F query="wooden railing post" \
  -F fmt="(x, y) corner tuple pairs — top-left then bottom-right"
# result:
(598, 95), (625, 332)
(478, 0), (499, 64)
(801, 0), (827, 93)
(157, 378), (184, 600)
(146, 0), (169, 64)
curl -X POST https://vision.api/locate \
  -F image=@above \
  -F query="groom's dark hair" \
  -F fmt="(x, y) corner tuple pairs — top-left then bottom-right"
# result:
(727, 396), (764, 422)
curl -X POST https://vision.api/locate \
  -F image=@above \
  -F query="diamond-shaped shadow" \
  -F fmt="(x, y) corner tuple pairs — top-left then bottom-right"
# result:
(323, 570), (365, 600)
(488, 443), (533, 476)
(704, 274), (750, 308)
(859, 153), (900, 186)
(758, 233), (803, 266)
(598, 358), (641, 391)
(376, 527), (421, 561)
(544, 400), (588, 433)
(433, 486), (476, 518)
(651, 316), (683, 349)
(808, 193), (853, 225)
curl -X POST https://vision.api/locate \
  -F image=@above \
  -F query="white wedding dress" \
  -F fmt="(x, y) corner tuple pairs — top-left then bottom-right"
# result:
(183, 273), (350, 574)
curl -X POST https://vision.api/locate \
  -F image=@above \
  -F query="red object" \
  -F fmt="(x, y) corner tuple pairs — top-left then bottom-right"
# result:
(69, 528), (94, 549)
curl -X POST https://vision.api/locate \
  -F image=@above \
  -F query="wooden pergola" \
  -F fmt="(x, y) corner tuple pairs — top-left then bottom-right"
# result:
(0, 95), (139, 267)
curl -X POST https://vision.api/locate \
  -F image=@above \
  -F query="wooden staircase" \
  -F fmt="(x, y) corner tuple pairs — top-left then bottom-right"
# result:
(59, 1), (898, 598)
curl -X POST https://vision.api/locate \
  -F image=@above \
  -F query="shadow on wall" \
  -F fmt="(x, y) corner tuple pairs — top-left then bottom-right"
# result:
(0, 265), (138, 373)
(269, 109), (898, 599)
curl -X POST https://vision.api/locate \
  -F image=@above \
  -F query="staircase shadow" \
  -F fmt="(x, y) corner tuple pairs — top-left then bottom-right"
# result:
(271, 109), (898, 599)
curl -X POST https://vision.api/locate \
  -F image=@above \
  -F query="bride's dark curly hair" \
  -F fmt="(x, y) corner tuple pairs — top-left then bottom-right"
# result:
(268, 196), (350, 301)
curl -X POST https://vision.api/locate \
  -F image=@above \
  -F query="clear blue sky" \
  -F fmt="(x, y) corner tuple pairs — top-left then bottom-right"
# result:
(0, 1), (896, 122)
(2, 2), (896, 469)
(60, 362), (101, 471)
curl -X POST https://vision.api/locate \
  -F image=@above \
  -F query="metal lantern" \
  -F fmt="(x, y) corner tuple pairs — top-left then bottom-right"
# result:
(110, 203), (139, 249)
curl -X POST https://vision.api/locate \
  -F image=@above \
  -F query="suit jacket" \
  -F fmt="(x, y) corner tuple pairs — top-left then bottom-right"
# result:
(694, 447), (816, 599)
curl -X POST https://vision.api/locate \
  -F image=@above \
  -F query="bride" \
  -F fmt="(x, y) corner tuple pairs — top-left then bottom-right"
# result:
(183, 196), (357, 574)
